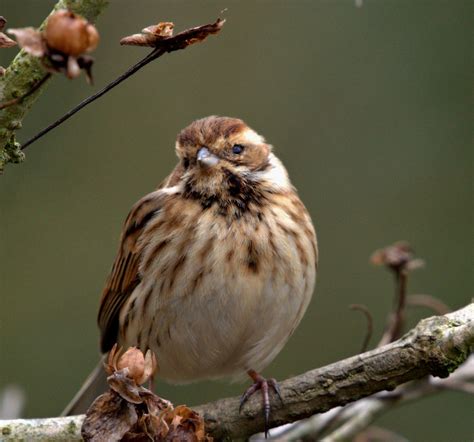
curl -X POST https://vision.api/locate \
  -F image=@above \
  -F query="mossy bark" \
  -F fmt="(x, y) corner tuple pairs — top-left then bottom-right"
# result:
(0, 0), (108, 172)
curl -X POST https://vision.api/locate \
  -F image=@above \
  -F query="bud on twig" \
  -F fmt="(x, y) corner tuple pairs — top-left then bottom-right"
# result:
(8, 9), (99, 82)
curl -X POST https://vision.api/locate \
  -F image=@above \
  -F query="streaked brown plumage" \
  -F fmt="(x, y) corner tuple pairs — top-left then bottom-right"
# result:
(67, 116), (317, 431)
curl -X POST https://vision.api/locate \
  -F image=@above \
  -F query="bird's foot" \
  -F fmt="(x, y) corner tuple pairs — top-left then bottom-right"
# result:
(239, 369), (283, 438)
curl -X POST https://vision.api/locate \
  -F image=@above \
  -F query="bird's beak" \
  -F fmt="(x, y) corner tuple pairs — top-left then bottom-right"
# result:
(197, 147), (219, 168)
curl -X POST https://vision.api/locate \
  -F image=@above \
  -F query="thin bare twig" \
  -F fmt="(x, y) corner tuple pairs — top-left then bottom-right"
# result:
(20, 18), (225, 151)
(20, 48), (163, 150)
(349, 304), (373, 353)
(407, 294), (451, 315)
(377, 269), (407, 347)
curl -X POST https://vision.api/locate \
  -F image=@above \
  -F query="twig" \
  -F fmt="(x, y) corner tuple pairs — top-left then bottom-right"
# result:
(20, 17), (225, 151)
(272, 355), (474, 441)
(349, 304), (373, 352)
(20, 48), (163, 150)
(1, 303), (472, 440)
(407, 294), (451, 315)
(378, 269), (408, 346)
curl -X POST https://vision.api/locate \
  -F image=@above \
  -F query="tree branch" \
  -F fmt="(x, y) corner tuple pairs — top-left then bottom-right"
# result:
(1, 303), (472, 440)
(0, 0), (108, 170)
(272, 355), (474, 441)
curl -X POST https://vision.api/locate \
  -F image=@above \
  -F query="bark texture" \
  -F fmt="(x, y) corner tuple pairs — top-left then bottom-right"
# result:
(0, 303), (472, 441)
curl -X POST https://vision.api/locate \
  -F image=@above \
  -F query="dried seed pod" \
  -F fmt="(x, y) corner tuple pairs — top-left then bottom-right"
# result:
(117, 347), (146, 384)
(44, 10), (99, 56)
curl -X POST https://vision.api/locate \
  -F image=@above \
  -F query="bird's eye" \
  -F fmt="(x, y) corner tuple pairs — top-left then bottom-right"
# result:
(232, 144), (244, 155)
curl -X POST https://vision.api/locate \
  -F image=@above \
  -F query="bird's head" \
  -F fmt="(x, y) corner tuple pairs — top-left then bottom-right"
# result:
(175, 116), (290, 204)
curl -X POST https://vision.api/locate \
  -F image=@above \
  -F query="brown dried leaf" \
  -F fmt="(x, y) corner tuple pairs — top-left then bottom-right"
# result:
(142, 22), (174, 37)
(0, 16), (16, 50)
(82, 391), (138, 442)
(140, 388), (172, 415)
(0, 32), (16, 48)
(108, 369), (143, 404)
(122, 413), (169, 441)
(105, 343), (121, 375)
(119, 33), (157, 47)
(161, 405), (211, 442)
(142, 349), (157, 385)
(165, 18), (225, 51)
(120, 21), (174, 47)
(120, 17), (225, 51)
(8, 27), (45, 56)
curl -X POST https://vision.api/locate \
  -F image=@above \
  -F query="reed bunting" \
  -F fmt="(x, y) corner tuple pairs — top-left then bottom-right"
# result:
(66, 116), (318, 434)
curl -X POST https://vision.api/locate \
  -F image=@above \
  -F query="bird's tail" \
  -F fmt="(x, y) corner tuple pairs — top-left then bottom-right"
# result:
(61, 357), (108, 416)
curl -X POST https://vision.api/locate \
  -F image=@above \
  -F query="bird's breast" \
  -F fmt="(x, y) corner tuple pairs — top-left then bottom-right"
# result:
(121, 190), (317, 381)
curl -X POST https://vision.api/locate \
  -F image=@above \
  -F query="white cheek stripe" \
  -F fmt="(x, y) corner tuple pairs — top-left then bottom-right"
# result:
(252, 153), (291, 190)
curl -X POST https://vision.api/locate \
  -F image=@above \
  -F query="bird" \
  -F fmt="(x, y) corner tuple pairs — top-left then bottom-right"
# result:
(64, 116), (318, 435)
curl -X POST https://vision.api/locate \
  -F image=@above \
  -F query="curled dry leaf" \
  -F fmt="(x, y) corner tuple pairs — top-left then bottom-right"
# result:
(82, 392), (138, 442)
(107, 369), (143, 404)
(121, 22), (174, 47)
(7, 27), (45, 56)
(120, 17), (225, 51)
(0, 16), (16, 48)
(160, 405), (211, 442)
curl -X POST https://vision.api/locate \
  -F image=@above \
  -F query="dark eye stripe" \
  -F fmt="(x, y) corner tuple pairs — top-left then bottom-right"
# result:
(232, 144), (244, 154)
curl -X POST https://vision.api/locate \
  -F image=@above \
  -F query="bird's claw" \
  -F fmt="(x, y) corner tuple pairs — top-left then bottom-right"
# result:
(239, 373), (283, 438)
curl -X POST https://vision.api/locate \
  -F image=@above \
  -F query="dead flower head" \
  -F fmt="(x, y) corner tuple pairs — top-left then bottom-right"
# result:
(83, 345), (210, 441)
(8, 9), (99, 82)
(105, 344), (157, 386)
(371, 241), (425, 273)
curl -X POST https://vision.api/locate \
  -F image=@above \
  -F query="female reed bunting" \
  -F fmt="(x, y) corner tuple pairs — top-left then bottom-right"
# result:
(67, 116), (318, 434)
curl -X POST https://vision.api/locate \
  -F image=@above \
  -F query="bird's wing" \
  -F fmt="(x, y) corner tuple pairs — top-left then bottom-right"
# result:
(98, 165), (183, 353)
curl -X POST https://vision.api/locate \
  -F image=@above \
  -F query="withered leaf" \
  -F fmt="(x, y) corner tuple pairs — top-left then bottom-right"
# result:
(140, 389), (172, 415)
(161, 405), (211, 442)
(82, 391), (138, 442)
(0, 16), (15, 48)
(0, 34), (16, 48)
(8, 27), (45, 56)
(108, 369), (144, 404)
(143, 22), (174, 37)
(120, 18), (225, 51)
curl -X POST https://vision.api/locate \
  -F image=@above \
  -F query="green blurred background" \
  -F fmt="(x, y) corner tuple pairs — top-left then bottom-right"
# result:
(1, 0), (472, 440)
